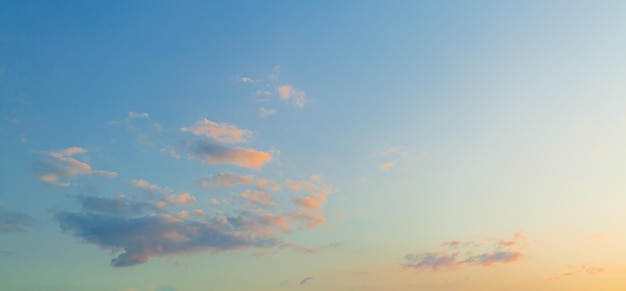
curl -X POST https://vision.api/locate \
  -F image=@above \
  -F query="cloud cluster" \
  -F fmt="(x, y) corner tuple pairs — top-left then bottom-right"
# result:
(57, 174), (334, 267)
(0, 207), (34, 232)
(38, 147), (117, 187)
(403, 232), (527, 272)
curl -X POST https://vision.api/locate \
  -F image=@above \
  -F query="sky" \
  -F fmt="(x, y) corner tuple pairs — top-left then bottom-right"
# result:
(2, 1), (626, 290)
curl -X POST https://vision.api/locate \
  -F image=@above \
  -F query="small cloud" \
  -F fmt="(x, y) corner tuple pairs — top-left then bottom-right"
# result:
(240, 77), (256, 83)
(299, 276), (314, 285)
(130, 179), (162, 193)
(379, 162), (394, 171)
(181, 119), (252, 144)
(259, 107), (276, 118)
(190, 140), (272, 169)
(128, 112), (150, 119)
(278, 85), (307, 108)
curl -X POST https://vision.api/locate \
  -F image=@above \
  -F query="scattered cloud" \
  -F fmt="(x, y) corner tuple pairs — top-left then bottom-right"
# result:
(379, 162), (394, 171)
(240, 77), (256, 83)
(259, 107), (276, 118)
(299, 277), (314, 285)
(550, 264), (606, 280)
(0, 207), (34, 232)
(181, 119), (252, 144)
(403, 232), (528, 272)
(37, 147), (117, 187)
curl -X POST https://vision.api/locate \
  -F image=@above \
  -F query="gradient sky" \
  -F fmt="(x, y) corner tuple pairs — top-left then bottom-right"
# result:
(2, 1), (626, 290)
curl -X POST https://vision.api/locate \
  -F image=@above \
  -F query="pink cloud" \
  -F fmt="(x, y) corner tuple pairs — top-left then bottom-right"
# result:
(379, 162), (394, 171)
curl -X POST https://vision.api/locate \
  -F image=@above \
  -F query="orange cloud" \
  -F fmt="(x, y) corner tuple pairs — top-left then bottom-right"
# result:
(181, 118), (252, 144)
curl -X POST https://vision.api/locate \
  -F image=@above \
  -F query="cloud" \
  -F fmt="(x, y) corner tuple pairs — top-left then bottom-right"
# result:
(130, 179), (162, 192)
(240, 190), (275, 207)
(0, 207), (34, 232)
(403, 232), (527, 272)
(38, 147), (117, 187)
(159, 147), (181, 160)
(128, 112), (150, 119)
(181, 119), (252, 144)
(259, 107), (276, 118)
(197, 173), (254, 188)
(551, 264), (606, 280)
(299, 277), (314, 285)
(379, 162), (394, 171)
(190, 140), (272, 169)
(165, 193), (195, 206)
(79, 195), (158, 215)
(57, 211), (281, 267)
(277, 85), (307, 108)
(240, 77), (256, 83)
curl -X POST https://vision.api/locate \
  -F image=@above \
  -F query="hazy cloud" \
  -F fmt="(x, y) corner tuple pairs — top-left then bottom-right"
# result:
(379, 162), (394, 171)
(0, 207), (34, 232)
(197, 173), (254, 188)
(259, 107), (276, 118)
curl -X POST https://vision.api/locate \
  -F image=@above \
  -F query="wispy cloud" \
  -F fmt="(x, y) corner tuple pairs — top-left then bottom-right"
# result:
(259, 107), (276, 118)
(278, 85), (307, 108)
(403, 232), (528, 272)
(197, 173), (254, 188)
(0, 207), (34, 232)
(128, 112), (150, 119)
(299, 276), (314, 285)
(550, 264), (606, 280)
(181, 119), (252, 144)
(38, 147), (117, 187)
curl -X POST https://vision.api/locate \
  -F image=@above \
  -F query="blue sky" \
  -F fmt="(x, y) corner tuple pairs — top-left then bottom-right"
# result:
(2, 1), (626, 290)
